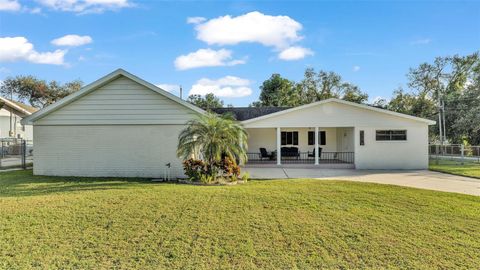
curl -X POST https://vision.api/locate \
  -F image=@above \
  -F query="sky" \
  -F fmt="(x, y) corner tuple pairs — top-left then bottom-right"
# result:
(0, 0), (479, 106)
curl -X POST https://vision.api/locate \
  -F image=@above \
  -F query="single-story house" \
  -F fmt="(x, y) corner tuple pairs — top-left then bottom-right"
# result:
(0, 96), (37, 140)
(22, 69), (435, 178)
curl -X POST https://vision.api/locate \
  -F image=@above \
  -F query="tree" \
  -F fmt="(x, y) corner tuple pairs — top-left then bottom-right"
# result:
(187, 93), (224, 110)
(257, 74), (298, 107)
(177, 113), (248, 175)
(341, 84), (369, 104)
(403, 52), (479, 143)
(254, 69), (368, 107)
(0, 75), (82, 108)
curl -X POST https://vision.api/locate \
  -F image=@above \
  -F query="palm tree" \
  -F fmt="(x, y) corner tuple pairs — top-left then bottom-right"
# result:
(177, 113), (248, 170)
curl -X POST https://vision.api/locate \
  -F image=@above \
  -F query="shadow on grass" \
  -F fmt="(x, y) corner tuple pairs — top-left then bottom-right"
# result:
(0, 170), (153, 198)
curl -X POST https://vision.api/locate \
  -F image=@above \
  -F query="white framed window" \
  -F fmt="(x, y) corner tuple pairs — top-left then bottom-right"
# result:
(375, 130), (407, 141)
(281, 131), (298, 145)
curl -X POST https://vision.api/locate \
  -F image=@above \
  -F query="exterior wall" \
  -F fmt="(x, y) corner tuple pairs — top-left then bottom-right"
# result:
(33, 125), (186, 178)
(0, 108), (33, 140)
(35, 76), (196, 126)
(246, 127), (352, 154)
(244, 101), (430, 169)
(354, 126), (429, 170)
(31, 74), (200, 178)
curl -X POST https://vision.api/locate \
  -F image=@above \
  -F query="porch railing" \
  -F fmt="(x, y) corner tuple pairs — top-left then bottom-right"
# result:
(246, 151), (354, 164)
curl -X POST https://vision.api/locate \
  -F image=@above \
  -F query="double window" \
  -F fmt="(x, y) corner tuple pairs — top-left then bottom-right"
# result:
(308, 131), (326, 145)
(281, 131), (298, 145)
(375, 130), (407, 141)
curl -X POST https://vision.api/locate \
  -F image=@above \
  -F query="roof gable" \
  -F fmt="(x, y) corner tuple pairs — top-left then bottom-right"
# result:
(0, 97), (37, 117)
(242, 98), (436, 126)
(22, 69), (205, 124)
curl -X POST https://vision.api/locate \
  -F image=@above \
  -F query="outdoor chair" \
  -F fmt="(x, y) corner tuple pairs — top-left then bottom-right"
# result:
(308, 147), (323, 159)
(259, 148), (273, 160)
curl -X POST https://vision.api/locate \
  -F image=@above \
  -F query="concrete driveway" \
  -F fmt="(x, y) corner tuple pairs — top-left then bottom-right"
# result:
(244, 167), (480, 196)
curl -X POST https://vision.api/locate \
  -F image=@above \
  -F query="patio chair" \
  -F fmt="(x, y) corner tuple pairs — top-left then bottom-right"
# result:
(259, 148), (273, 160)
(308, 147), (323, 158)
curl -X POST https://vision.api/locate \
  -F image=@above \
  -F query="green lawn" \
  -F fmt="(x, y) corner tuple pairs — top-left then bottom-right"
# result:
(430, 160), (480, 179)
(1, 170), (479, 269)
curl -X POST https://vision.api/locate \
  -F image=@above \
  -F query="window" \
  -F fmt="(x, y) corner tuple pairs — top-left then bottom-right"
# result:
(375, 130), (407, 141)
(281, 131), (298, 145)
(360, 130), (365, 145)
(308, 131), (326, 145)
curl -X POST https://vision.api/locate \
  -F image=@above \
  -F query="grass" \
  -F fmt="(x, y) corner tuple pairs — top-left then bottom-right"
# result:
(429, 160), (480, 179)
(1, 170), (479, 269)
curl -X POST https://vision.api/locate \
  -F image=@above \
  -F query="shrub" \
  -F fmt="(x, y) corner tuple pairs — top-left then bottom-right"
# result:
(220, 156), (241, 177)
(241, 172), (250, 182)
(182, 158), (207, 181)
(182, 157), (243, 183)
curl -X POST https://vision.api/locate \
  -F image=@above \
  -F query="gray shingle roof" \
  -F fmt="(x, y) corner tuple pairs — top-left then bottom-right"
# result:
(212, 107), (291, 121)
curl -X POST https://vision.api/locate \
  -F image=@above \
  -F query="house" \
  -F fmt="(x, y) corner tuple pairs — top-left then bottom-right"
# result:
(0, 96), (37, 140)
(22, 69), (435, 178)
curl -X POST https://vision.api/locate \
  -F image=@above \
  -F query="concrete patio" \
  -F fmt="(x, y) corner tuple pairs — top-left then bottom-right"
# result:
(243, 166), (480, 196)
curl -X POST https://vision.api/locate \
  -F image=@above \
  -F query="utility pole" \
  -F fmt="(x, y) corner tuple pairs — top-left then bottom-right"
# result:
(438, 89), (443, 148)
(179, 85), (183, 100)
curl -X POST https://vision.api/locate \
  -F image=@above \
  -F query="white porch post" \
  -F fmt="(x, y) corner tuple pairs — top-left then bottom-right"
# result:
(314, 126), (319, 165)
(276, 127), (281, 165)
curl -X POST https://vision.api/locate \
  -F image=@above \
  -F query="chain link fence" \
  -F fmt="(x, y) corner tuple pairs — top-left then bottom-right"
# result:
(0, 139), (33, 170)
(429, 144), (480, 165)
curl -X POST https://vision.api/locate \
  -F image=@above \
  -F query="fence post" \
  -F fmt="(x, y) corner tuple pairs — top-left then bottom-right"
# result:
(21, 140), (26, 169)
(460, 144), (464, 165)
(435, 144), (439, 165)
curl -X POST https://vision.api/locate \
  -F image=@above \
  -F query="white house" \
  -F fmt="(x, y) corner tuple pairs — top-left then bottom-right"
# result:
(23, 69), (435, 178)
(0, 96), (36, 140)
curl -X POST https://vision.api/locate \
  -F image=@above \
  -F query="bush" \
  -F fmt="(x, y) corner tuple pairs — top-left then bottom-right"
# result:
(182, 157), (242, 183)
(241, 172), (250, 182)
(182, 159), (207, 181)
(220, 156), (240, 178)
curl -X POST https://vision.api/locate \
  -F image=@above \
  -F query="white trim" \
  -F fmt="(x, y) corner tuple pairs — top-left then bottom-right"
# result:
(0, 97), (33, 116)
(241, 98), (436, 125)
(276, 127), (281, 165)
(22, 69), (206, 125)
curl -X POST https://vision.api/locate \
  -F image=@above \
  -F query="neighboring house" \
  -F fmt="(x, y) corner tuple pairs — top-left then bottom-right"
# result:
(0, 96), (37, 140)
(23, 69), (435, 178)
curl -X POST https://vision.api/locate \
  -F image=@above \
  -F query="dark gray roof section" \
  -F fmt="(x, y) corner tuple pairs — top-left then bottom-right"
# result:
(212, 107), (291, 121)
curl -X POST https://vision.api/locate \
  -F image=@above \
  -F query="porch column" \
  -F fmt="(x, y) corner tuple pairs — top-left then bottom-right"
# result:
(314, 126), (319, 165)
(276, 127), (281, 165)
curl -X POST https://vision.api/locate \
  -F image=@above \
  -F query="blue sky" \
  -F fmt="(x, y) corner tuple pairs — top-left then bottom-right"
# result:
(1, 0), (479, 106)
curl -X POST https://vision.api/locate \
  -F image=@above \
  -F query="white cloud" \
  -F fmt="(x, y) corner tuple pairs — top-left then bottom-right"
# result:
(353, 65), (360, 72)
(278, 46), (313, 60)
(36, 0), (133, 13)
(156, 84), (178, 92)
(174, 48), (245, 70)
(0, 0), (20, 11)
(187, 16), (206, 24)
(189, 76), (252, 98)
(195, 11), (303, 48)
(51, 34), (92, 47)
(410, 38), (431, 45)
(0, 37), (66, 65)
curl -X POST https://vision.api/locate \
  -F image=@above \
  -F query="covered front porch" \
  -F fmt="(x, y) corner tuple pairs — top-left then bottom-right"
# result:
(245, 127), (355, 167)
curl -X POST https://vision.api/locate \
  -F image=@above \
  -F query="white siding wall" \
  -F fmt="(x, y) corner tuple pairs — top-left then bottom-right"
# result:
(0, 108), (33, 140)
(355, 126), (429, 170)
(246, 127), (351, 153)
(34, 125), (186, 178)
(35, 76), (196, 126)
